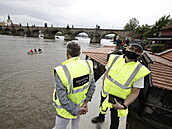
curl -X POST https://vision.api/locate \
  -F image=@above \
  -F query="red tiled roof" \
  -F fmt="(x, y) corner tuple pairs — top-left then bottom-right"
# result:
(159, 51), (172, 62)
(83, 52), (108, 66)
(154, 49), (172, 63)
(82, 46), (115, 66)
(160, 52), (172, 61)
(149, 50), (172, 90)
(150, 61), (172, 90)
(160, 25), (172, 30)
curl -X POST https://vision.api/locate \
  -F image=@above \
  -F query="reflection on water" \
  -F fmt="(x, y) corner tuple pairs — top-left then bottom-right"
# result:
(0, 35), (113, 129)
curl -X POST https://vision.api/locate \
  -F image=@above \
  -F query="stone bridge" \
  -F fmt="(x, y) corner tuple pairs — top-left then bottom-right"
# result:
(0, 25), (135, 43)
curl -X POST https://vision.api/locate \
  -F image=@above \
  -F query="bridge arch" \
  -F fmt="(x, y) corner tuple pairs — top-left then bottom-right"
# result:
(32, 29), (40, 33)
(4, 28), (12, 35)
(73, 31), (89, 37)
(73, 31), (90, 41)
(16, 28), (25, 32)
(52, 30), (64, 35)
(100, 32), (117, 40)
(16, 28), (25, 36)
(32, 29), (40, 37)
(4, 28), (12, 31)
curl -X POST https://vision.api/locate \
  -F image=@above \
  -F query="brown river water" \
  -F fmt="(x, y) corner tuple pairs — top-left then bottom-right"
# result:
(0, 35), (113, 129)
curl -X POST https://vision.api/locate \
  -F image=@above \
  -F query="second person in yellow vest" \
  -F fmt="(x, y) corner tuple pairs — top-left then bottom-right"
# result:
(91, 39), (151, 129)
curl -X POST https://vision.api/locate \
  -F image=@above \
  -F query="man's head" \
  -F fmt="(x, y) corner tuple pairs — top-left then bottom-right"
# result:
(125, 39), (144, 61)
(129, 39), (145, 51)
(66, 41), (81, 59)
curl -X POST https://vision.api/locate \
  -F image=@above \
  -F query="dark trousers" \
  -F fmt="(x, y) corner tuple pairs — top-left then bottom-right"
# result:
(98, 94), (119, 129)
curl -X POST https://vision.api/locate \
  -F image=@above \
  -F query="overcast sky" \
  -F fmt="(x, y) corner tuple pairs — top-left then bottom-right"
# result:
(0, 0), (171, 29)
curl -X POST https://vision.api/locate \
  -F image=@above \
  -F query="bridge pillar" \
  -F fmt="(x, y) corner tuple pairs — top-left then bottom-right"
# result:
(26, 31), (32, 37)
(15, 31), (25, 36)
(31, 32), (39, 38)
(64, 33), (75, 41)
(26, 31), (39, 37)
(90, 33), (101, 43)
(43, 31), (55, 39)
(0, 30), (3, 34)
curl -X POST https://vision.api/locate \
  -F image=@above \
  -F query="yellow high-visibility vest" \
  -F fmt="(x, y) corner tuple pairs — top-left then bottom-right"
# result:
(100, 55), (150, 116)
(53, 57), (93, 119)
(103, 55), (150, 99)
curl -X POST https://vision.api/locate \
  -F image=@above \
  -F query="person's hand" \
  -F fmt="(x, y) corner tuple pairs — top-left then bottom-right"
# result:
(113, 99), (124, 109)
(78, 107), (88, 115)
(82, 101), (88, 112)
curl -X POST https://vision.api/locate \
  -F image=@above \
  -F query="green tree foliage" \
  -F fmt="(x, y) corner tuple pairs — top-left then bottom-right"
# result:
(150, 15), (172, 37)
(136, 24), (151, 38)
(124, 18), (139, 31)
(123, 15), (172, 39)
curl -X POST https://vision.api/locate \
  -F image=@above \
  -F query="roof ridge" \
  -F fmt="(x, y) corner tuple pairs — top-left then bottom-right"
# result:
(155, 49), (172, 56)
(153, 60), (172, 67)
(149, 54), (172, 66)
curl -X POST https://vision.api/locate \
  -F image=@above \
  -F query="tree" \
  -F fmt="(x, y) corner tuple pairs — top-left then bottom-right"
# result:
(132, 15), (172, 39)
(136, 24), (151, 39)
(150, 15), (172, 37)
(124, 18), (139, 31)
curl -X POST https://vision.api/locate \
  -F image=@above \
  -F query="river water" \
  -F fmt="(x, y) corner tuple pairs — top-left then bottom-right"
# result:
(0, 35), (114, 129)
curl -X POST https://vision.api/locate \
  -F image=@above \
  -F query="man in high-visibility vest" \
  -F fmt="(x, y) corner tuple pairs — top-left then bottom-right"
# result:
(91, 39), (151, 129)
(53, 41), (96, 129)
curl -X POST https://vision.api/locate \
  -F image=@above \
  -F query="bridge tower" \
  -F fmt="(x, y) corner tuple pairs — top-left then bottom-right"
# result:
(7, 14), (13, 26)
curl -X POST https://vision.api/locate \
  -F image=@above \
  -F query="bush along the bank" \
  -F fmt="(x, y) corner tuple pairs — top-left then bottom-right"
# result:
(150, 44), (166, 53)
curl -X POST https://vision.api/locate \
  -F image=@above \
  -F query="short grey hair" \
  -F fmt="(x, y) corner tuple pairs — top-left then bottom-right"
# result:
(66, 41), (81, 57)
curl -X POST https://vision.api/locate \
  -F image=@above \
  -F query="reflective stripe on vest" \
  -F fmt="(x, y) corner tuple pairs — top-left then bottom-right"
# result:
(103, 56), (120, 96)
(61, 65), (72, 94)
(106, 63), (142, 89)
(104, 56), (143, 95)
(106, 55), (120, 74)
(61, 60), (92, 95)
(53, 99), (85, 109)
(124, 63), (142, 86)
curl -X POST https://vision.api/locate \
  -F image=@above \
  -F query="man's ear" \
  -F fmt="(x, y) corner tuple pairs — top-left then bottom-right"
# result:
(66, 51), (70, 59)
(138, 51), (143, 55)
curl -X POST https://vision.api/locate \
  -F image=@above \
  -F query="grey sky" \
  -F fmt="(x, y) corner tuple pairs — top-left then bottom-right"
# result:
(0, 0), (171, 29)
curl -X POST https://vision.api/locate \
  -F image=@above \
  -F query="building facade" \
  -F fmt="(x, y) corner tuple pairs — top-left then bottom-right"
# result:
(147, 25), (172, 49)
